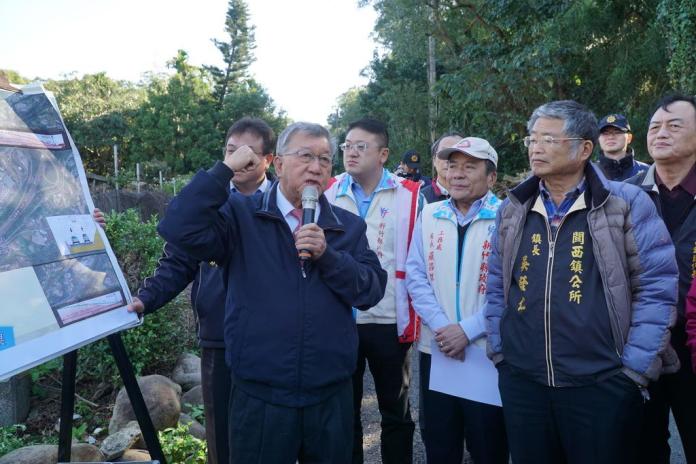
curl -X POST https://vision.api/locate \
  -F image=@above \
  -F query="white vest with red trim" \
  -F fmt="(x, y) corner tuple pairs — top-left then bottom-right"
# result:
(325, 171), (420, 343)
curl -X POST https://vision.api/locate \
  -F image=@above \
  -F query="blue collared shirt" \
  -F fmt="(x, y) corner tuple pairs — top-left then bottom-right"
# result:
(539, 177), (586, 234)
(451, 193), (487, 227)
(350, 169), (392, 218)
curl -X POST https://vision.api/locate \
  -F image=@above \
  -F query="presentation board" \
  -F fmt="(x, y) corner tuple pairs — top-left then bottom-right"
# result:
(0, 83), (139, 380)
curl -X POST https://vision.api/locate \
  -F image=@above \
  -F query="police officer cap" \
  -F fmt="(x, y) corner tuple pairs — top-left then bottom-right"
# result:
(402, 149), (421, 168)
(599, 114), (631, 132)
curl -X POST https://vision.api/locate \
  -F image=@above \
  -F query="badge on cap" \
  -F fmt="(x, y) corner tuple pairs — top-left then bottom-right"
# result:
(410, 154), (418, 162)
(607, 115), (616, 123)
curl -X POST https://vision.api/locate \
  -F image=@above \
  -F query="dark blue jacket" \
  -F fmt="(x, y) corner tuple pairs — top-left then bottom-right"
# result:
(158, 162), (387, 407)
(138, 173), (276, 349)
(138, 245), (226, 348)
(596, 149), (649, 182)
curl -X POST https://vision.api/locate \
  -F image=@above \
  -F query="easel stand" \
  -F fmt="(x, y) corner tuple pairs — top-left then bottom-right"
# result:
(57, 333), (166, 463)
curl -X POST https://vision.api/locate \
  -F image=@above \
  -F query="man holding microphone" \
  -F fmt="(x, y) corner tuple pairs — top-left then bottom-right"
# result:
(157, 121), (387, 464)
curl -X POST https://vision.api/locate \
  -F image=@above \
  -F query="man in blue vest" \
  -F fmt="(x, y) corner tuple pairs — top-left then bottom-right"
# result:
(406, 137), (508, 463)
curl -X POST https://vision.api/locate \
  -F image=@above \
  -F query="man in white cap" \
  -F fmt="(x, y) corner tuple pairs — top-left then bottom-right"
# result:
(406, 137), (508, 464)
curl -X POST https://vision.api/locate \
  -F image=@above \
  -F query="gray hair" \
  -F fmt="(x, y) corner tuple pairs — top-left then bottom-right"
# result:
(527, 100), (598, 152)
(276, 122), (336, 156)
(431, 131), (464, 158)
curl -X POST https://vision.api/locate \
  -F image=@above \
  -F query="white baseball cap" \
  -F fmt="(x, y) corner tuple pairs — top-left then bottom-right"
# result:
(437, 136), (498, 167)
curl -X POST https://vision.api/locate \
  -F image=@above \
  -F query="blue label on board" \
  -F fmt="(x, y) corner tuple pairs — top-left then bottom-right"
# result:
(0, 327), (15, 351)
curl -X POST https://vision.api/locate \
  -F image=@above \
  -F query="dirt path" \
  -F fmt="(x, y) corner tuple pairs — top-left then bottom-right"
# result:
(358, 350), (686, 464)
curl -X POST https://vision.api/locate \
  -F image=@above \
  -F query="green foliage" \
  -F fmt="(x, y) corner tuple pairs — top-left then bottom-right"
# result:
(0, 425), (54, 456)
(206, 0), (257, 109)
(334, 0), (694, 176)
(658, 0), (696, 92)
(69, 209), (197, 384)
(44, 73), (146, 175)
(8, 1), (285, 180)
(219, 79), (289, 139)
(0, 425), (27, 456)
(105, 209), (163, 288)
(0, 69), (31, 84)
(159, 424), (207, 464)
(71, 423), (88, 442)
(29, 358), (61, 398)
(184, 403), (206, 426)
(130, 53), (221, 174)
(162, 173), (195, 196)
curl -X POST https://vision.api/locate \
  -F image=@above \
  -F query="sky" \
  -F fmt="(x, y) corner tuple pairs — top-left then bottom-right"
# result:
(0, 0), (379, 123)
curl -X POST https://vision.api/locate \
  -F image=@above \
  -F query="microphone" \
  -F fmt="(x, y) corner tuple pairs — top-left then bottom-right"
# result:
(298, 185), (319, 261)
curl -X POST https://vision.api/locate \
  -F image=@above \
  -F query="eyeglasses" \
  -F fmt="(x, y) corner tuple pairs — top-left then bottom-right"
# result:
(282, 150), (333, 168)
(339, 142), (375, 153)
(523, 136), (585, 147)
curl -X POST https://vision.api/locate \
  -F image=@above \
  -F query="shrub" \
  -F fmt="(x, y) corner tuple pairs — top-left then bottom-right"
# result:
(159, 423), (207, 464)
(104, 208), (164, 292)
(0, 425), (26, 457)
(73, 209), (198, 384)
(0, 425), (55, 456)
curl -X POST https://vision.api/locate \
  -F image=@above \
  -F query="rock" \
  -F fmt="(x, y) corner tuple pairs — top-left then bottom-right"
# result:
(100, 420), (142, 461)
(109, 374), (181, 435)
(0, 443), (104, 463)
(181, 385), (204, 414)
(116, 448), (152, 461)
(0, 444), (57, 464)
(71, 443), (104, 461)
(0, 373), (31, 427)
(171, 352), (202, 391)
(179, 413), (206, 440)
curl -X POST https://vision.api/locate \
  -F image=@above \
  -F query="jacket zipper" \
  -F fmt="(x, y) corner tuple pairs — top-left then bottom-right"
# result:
(193, 265), (204, 342)
(543, 214), (572, 387)
(543, 218), (556, 386)
(296, 233), (307, 396)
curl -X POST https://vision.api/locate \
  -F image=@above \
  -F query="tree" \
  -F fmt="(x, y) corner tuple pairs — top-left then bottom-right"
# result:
(130, 51), (220, 175)
(658, 0), (696, 92)
(218, 78), (289, 141)
(44, 73), (145, 175)
(335, 0), (692, 177)
(0, 69), (31, 85)
(205, 0), (256, 110)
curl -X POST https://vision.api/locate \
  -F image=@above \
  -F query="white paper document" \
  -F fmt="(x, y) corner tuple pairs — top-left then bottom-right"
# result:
(429, 341), (502, 407)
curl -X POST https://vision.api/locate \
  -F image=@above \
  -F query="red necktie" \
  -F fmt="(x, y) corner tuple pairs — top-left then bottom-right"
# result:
(290, 208), (303, 233)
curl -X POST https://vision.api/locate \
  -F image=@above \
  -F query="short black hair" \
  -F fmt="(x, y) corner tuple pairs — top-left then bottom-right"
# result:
(485, 160), (496, 175)
(225, 117), (276, 154)
(651, 93), (696, 124)
(347, 118), (389, 148)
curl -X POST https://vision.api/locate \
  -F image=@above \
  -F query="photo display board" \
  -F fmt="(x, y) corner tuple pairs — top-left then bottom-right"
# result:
(0, 83), (139, 380)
